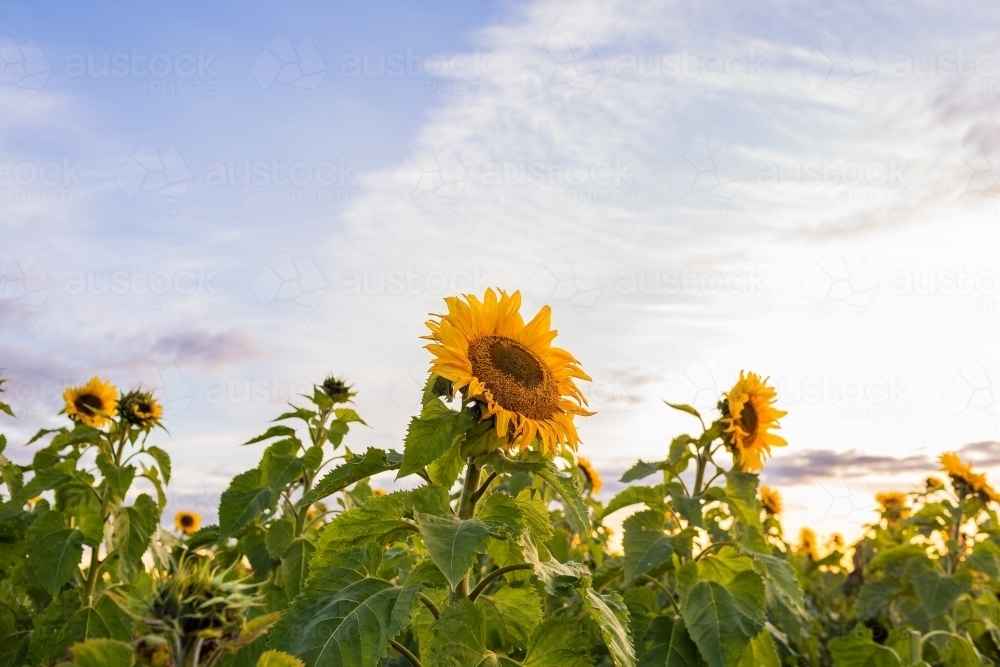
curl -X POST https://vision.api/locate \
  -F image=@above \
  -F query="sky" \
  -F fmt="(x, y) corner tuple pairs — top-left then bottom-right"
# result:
(1, 0), (999, 544)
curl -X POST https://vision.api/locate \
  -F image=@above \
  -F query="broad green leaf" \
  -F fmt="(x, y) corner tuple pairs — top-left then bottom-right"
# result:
(302, 445), (324, 470)
(300, 448), (403, 506)
(518, 534), (588, 596)
(416, 511), (490, 589)
(663, 402), (702, 419)
(476, 492), (525, 538)
(620, 460), (667, 483)
(868, 544), (926, 571)
(602, 486), (665, 518)
(312, 491), (416, 557)
(267, 519), (296, 559)
(737, 631), (781, 667)
(263, 452), (306, 491)
(112, 494), (157, 583)
(398, 399), (472, 479)
(70, 639), (135, 667)
(242, 531), (273, 581)
(828, 625), (903, 667)
(583, 589), (636, 667)
(480, 451), (547, 476)
(623, 510), (673, 581)
(58, 595), (134, 651)
(282, 537), (315, 599)
(257, 650), (306, 667)
(96, 454), (136, 501)
(723, 471), (760, 526)
(681, 571), (766, 667)
(461, 419), (506, 458)
(539, 463), (590, 536)
(672, 494), (703, 528)
(219, 469), (274, 539)
(0, 630), (29, 667)
(940, 633), (984, 667)
(55, 480), (103, 546)
(522, 619), (593, 667)
(747, 551), (806, 617)
(908, 566), (971, 617)
(638, 616), (698, 667)
(427, 599), (497, 666)
(965, 539), (1000, 579)
(245, 425), (298, 445)
(268, 567), (417, 667)
(668, 435), (695, 465)
(428, 435), (465, 489)
(515, 489), (552, 541)
(145, 445), (171, 484)
(26, 510), (84, 596)
(479, 585), (544, 650)
(697, 547), (755, 586)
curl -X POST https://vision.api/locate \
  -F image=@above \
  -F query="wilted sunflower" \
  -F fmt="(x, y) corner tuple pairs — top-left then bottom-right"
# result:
(720, 372), (787, 472)
(321, 375), (354, 403)
(424, 289), (593, 455)
(174, 511), (202, 536)
(63, 377), (118, 428)
(119, 389), (163, 429)
(760, 486), (782, 515)
(875, 491), (906, 513)
(797, 527), (818, 560)
(940, 452), (1000, 503)
(577, 457), (603, 494)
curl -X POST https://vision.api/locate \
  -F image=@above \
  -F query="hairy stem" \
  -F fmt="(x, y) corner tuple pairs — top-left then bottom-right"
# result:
(417, 593), (441, 620)
(468, 563), (534, 601)
(452, 458), (481, 600)
(389, 640), (422, 667)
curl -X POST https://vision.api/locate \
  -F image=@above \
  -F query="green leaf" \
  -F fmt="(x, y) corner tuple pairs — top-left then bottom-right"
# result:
(461, 419), (506, 458)
(828, 625), (903, 667)
(638, 616), (698, 667)
(476, 492), (525, 538)
(723, 471), (760, 526)
(747, 551), (806, 617)
(522, 618), (593, 667)
(57, 596), (132, 650)
(263, 451), (306, 491)
(663, 402), (702, 420)
(672, 494), (704, 529)
(312, 491), (415, 555)
(908, 565), (971, 617)
(70, 639), (135, 667)
(245, 425), (299, 445)
(267, 519), (296, 559)
(583, 588), (636, 667)
(26, 510), (84, 596)
(539, 464), (590, 536)
(668, 435), (695, 465)
(965, 539), (1000, 579)
(427, 599), (497, 666)
(145, 445), (171, 484)
(398, 400), (472, 479)
(620, 461), (667, 484)
(267, 568), (417, 667)
(257, 650), (306, 667)
(602, 486), (665, 518)
(282, 537), (316, 600)
(112, 494), (157, 583)
(737, 631), (781, 667)
(940, 633), (983, 667)
(479, 585), (544, 650)
(515, 489), (552, 541)
(416, 511), (490, 589)
(868, 544), (926, 571)
(219, 469), (274, 539)
(96, 454), (136, 501)
(518, 534), (588, 596)
(623, 510), (673, 581)
(300, 448), (403, 507)
(681, 571), (766, 667)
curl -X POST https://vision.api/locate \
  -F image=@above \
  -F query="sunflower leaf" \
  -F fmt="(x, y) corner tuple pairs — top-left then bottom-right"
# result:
(539, 463), (591, 536)
(398, 399), (472, 479)
(415, 511), (490, 589)
(26, 510), (84, 596)
(299, 448), (402, 507)
(219, 469), (275, 539)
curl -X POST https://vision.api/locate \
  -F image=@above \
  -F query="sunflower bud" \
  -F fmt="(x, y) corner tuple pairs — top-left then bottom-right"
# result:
(119, 389), (163, 430)
(321, 375), (354, 403)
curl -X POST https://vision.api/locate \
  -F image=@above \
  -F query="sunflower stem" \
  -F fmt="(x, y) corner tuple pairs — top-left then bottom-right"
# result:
(452, 457), (480, 600)
(472, 472), (498, 502)
(693, 454), (706, 497)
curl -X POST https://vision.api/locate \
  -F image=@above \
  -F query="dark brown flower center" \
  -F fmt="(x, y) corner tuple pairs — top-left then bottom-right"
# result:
(180, 515), (194, 527)
(74, 394), (104, 417)
(739, 402), (758, 440)
(468, 335), (559, 420)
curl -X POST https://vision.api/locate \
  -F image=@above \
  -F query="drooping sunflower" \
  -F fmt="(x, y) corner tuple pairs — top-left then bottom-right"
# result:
(63, 377), (118, 428)
(940, 452), (1000, 503)
(119, 389), (163, 430)
(577, 457), (603, 494)
(760, 486), (782, 515)
(321, 375), (354, 403)
(424, 289), (593, 455)
(720, 372), (787, 472)
(174, 511), (202, 536)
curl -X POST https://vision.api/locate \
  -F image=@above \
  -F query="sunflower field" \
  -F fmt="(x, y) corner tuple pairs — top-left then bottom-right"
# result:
(2, 289), (1000, 667)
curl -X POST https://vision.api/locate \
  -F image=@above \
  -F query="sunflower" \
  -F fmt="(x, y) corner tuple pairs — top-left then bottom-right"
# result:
(720, 372), (787, 472)
(424, 289), (592, 455)
(925, 477), (944, 492)
(321, 375), (354, 403)
(797, 527), (818, 560)
(174, 511), (202, 536)
(875, 491), (906, 514)
(760, 486), (782, 515)
(940, 452), (1000, 503)
(372, 488), (387, 497)
(119, 389), (163, 429)
(63, 377), (118, 428)
(577, 457), (603, 494)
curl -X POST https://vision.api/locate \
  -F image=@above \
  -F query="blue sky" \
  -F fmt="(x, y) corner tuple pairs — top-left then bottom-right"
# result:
(2, 0), (999, 542)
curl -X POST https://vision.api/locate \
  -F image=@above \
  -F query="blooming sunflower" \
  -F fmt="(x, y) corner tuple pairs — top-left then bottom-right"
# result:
(174, 511), (201, 536)
(925, 477), (944, 492)
(424, 289), (592, 455)
(760, 486), (782, 515)
(63, 377), (118, 428)
(577, 457), (603, 494)
(875, 491), (909, 516)
(940, 452), (1000, 503)
(720, 372), (787, 472)
(119, 389), (163, 429)
(797, 527), (818, 560)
